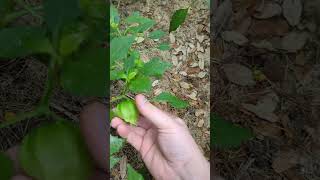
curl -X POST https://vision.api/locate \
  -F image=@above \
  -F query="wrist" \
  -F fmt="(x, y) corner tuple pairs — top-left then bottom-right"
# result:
(176, 155), (210, 180)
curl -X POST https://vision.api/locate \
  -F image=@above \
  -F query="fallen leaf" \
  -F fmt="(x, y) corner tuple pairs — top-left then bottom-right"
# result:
(242, 92), (279, 122)
(221, 31), (248, 45)
(251, 40), (275, 51)
(213, 0), (232, 31)
(249, 18), (290, 38)
(254, 121), (282, 138)
(272, 149), (300, 173)
(282, 0), (302, 26)
(222, 63), (255, 86)
(280, 31), (309, 52)
(253, 2), (282, 19)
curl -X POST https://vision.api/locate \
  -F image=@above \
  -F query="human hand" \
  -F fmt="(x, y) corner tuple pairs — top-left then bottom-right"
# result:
(5, 102), (108, 180)
(111, 94), (210, 180)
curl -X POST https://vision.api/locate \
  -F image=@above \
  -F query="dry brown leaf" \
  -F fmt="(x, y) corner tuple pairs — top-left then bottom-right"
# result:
(272, 149), (300, 173)
(222, 63), (255, 86)
(254, 121), (282, 138)
(283, 0), (302, 26)
(221, 31), (248, 45)
(280, 31), (309, 52)
(242, 92), (279, 122)
(253, 2), (282, 19)
(249, 18), (290, 38)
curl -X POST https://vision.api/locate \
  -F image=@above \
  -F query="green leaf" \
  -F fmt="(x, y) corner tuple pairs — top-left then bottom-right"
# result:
(211, 114), (254, 149)
(127, 164), (144, 180)
(169, 8), (189, 33)
(0, 27), (53, 58)
(153, 92), (188, 109)
(110, 135), (124, 155)
(19, 121), (94, 180)
(0, 152), (14, 180)
(110, 5), (120, 28)
(140, 57), (172, 77)
(110, 36), (135, 65)
(125, 12), (156, 33)
(124, 55), (136, 73)
(129, 75), (152, 93)
(110, 155), (120, 169)
(59, 22), (90, 56)
(110, 69), (126, 81)
(44, 0), (81, 32)
(61, 47), (108, 97)
(148, 30), (166, 39)
(157, 43), (171, 51)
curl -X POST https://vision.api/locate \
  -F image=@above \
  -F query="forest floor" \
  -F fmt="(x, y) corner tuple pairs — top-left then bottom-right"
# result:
(0, 0), (210, 180)
(111, 0), (210, 179)
(213, 0), (320, 179)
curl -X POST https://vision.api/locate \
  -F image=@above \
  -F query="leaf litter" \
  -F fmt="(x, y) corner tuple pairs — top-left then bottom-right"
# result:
(213, 0), (320, 179)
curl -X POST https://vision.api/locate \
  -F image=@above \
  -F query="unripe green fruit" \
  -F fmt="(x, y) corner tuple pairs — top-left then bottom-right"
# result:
(116, 100), (139, 125)
(19, 121), (93, 180)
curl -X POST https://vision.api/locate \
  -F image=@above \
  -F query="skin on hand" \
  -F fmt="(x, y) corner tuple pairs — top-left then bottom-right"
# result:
(111, 94), (210, 180)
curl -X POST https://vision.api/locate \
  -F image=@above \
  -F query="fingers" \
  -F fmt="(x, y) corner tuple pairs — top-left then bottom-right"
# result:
(111, 117), (143, 152)
(80, 102), (108, 172)
(135, 94), (175, 129)
(5, 146), (24, 175)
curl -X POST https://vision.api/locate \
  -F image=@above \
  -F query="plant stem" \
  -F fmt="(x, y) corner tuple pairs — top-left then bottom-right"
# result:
(111, 95), (126, 103)
(15, 0), (43, 21)
(39, 57), (58, 107)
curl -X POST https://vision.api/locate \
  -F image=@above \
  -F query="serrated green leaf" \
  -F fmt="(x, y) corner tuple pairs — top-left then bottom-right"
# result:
(0, 152), (14, 180)
(127, 164), (144, 180)
(157, 43), (171, 51)
(169, 8), (189, 32)
(110, 135), (124, 155)
(140, 57), (172, 77)
(44, 0), (81, 32)
(125, 12), (155, 33)
(153, 92), (188, 109)
(61, 47), (108, 97)
(148, 30), (166, 39)
(0, 27), (53, 58)
(59, 22), (90, 56)
(110, 155), (120, 169)
(129, 75), (152, 93)
(211, 114), (254, 149)
(110, 36), (135, 65)
(19, 121), (94, 180)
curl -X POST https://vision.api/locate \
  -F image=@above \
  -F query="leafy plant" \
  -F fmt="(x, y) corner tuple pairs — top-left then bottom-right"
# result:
(109, 4), (190, 179)
(0, 0), (107, 179)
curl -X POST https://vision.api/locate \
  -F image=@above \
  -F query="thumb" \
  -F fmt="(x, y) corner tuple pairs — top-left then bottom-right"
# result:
(135, 94), (174, 129)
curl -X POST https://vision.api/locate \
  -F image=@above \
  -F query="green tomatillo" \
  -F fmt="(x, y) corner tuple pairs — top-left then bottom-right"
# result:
(115, 99), (139, 125)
